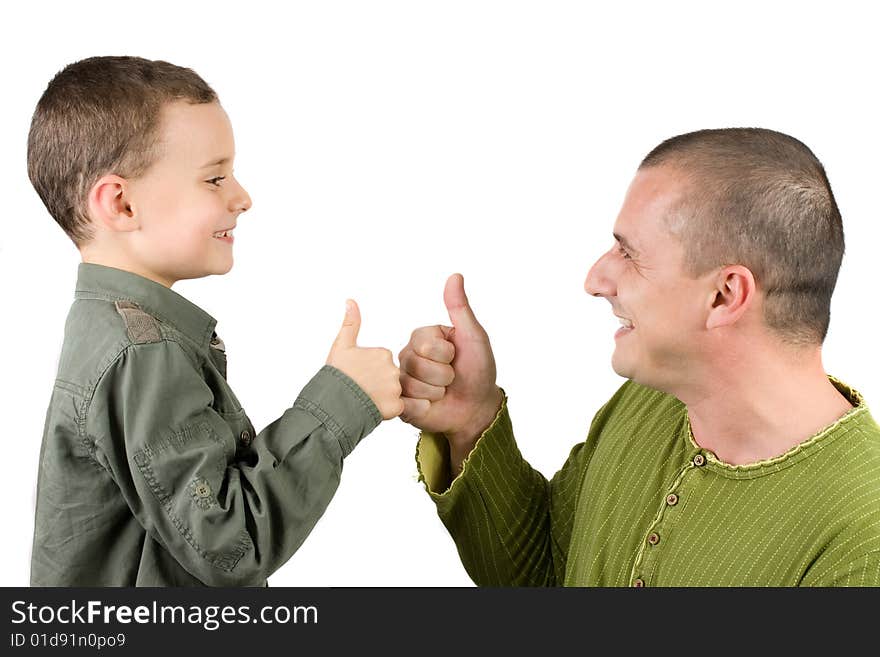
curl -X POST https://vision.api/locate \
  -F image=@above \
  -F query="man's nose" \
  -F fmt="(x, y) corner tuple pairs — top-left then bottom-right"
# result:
(584, 250), (616, 298)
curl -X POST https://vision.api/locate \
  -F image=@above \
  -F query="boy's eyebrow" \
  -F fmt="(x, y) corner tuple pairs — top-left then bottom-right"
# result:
(613, 232), (640, 256)
(199, 157), (231, 169)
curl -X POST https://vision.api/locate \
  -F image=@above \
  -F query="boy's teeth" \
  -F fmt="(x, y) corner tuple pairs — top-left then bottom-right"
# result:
(618, 317), (634, 328)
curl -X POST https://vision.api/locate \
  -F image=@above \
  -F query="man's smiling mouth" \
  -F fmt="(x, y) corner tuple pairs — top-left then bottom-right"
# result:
(614, 314), (634, 338)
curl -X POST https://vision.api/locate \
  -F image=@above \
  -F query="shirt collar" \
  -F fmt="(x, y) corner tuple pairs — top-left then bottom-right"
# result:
(74, 263), (217, 347)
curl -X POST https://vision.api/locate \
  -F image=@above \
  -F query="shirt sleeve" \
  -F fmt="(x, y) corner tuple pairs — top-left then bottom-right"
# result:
(801, 551), (880, 587)
(86, 338), (382, 586)
(415, 392), (604, 586)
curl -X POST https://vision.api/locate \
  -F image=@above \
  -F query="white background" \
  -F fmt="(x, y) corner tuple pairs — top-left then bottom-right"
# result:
(1, 1), (878, 587)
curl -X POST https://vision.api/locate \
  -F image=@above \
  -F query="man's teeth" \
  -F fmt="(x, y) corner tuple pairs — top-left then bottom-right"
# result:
(618, 317), (634, 329)
(213, 230), (232, 238)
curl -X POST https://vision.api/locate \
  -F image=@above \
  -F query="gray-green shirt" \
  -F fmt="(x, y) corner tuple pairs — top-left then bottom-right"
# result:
(31, 263), (381, 586)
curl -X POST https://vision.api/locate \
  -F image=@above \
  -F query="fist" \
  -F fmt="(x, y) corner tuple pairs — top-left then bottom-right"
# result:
(326, 300), (404, 420)
(398, 274), (502, 443)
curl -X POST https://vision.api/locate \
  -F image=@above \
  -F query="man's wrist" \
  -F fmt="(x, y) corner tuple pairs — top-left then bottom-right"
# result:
(444, 386), (504, 449)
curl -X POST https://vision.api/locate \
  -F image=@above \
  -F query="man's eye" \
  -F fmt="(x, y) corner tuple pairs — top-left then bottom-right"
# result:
(206, 176), (226, 187)
(618, 245), (631, 260)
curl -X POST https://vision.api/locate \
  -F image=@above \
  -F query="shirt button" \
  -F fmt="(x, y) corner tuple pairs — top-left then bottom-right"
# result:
(666, 493), (679, 506)
(633, 578), (645, 587)
(240, 429), (252, 446)
(647, 532), (660, 546)
(693, 454), (706, 467)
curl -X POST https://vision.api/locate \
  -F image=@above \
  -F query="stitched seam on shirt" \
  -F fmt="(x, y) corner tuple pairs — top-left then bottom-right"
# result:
(79, 338), (250, 572)
(79, 339), (200, 462)
(293, 397), (352, 453)
(75, 291), (215, 347)
(133, 426), (251, 572)
(54, 378), (85, 395)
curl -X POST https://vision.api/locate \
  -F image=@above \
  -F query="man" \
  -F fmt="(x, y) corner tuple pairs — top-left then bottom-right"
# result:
(398, 128), (880, 586)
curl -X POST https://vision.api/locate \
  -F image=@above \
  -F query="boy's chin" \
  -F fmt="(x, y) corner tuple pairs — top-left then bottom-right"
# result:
(207, 257), (235, 276)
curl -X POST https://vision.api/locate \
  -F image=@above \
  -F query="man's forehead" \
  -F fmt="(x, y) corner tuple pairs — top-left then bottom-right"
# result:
(613, 167), (688, 249)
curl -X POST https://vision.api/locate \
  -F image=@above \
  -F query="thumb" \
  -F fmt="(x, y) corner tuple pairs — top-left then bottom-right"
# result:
(334, 299), (361, 348)
(444, 273), (483, 335)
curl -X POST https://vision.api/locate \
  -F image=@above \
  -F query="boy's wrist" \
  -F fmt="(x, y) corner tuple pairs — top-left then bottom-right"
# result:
(296, 365), (383, 456)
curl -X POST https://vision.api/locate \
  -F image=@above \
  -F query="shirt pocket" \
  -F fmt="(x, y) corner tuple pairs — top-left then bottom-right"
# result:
(132, 414), (252, 573)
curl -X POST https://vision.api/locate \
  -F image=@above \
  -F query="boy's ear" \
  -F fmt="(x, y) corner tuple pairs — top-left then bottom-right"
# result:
(87, 174), (139, 233)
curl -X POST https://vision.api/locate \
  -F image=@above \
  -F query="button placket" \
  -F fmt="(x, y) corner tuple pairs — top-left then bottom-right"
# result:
(631, 447), (713, 587)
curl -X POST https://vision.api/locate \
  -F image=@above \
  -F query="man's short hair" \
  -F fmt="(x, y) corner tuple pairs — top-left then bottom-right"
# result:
(27, 55), (217, 246)
(641, 128), (844, 346)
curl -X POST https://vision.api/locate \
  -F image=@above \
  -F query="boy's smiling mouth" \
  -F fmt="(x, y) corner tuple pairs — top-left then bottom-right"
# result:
(213, 226), (235, 243)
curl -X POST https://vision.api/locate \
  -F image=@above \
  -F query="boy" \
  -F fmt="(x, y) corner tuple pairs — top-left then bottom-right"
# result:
(27, 56), (403, 586)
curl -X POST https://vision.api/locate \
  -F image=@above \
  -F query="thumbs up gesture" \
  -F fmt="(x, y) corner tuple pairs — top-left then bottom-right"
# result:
(398, 274), (503, 454)
(326, 300), (404, 420)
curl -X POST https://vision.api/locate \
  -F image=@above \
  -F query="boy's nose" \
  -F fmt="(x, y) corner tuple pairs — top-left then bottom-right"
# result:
(231, 180), (253, 214)
(584, 249), (616, 298)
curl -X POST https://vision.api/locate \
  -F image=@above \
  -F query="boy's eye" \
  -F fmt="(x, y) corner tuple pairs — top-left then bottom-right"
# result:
(206, 176), (226, 187)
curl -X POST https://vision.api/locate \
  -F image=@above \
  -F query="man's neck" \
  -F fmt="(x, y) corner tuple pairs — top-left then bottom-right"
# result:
(677, 348), (853, 466)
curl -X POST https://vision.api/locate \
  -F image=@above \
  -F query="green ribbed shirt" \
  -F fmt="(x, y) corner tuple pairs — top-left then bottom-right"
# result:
(416, 378), (880, 586)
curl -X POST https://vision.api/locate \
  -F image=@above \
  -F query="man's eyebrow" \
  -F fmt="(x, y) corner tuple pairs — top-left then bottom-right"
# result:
(199, 157), (231, 169)
(613, 233), (640, 255)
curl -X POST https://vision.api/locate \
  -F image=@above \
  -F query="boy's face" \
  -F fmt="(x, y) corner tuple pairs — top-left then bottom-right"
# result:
(124, 101), (251, 286)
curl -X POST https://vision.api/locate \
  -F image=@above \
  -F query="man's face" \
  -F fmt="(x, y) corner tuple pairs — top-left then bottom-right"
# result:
(584, 166), (711, 391)
(125, 101), (252, 286)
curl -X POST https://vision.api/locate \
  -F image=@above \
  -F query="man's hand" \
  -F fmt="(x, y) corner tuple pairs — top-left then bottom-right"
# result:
(326, 300), (404, 420)
(398, 274), (503, 469)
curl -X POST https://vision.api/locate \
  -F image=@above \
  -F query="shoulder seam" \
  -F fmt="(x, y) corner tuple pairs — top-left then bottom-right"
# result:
(114, 300), (162, 344)
(79, 338), (200, 453)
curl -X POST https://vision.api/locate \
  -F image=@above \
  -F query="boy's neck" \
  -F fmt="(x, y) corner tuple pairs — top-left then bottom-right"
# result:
(80, 250), (177, 288)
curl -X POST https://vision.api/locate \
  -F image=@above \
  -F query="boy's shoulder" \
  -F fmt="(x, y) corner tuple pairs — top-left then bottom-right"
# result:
(56, 295), (197, 395)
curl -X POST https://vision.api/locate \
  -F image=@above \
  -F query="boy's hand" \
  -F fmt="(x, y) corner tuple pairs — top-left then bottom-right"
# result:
(326, 300), (404, 420)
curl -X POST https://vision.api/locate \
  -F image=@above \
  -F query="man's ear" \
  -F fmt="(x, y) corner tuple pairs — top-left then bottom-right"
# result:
(705, 265), (756, 330)
(87, 174), (139, 233)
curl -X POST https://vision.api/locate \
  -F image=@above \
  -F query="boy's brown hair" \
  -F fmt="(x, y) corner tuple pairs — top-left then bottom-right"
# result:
(27, 55), (217, 246)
